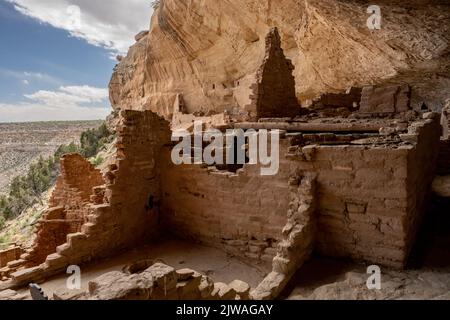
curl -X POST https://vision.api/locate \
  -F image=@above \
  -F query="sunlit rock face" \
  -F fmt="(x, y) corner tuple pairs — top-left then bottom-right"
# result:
(109, 0), (450, 117)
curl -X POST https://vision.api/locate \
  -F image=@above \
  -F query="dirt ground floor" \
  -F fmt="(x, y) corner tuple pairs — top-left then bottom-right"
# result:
(14, 237), (269, 299)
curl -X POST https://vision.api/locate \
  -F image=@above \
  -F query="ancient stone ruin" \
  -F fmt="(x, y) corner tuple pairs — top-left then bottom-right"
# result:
(245, 28), (300, 120)
(1, 1), (450, 300)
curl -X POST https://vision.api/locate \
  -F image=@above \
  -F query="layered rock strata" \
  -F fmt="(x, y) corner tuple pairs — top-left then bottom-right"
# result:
(110, 0), (450, 118)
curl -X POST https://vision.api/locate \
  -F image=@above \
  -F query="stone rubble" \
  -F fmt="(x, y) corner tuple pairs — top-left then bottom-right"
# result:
(52, 262), (251, 301)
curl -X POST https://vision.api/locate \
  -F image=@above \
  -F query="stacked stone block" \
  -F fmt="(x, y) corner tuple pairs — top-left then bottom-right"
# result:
(290, 115), (441, 268)
(360, 85), (411, 114)
(159, 140), (293, 265)
(252, 173), (317, 299)
(7, 110), (171, 287)
(245, 27), (300, 120)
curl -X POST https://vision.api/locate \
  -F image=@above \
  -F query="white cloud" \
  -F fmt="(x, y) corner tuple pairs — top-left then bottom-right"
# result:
(7, 0), (154, 54)
(24, 72), (44, 79)
(22, 80), (29, 85)
(25, 85), (108, 105)
(0, 68), (62, 86)
(59, 85), (109, 103)
(0, 85), (110, 122)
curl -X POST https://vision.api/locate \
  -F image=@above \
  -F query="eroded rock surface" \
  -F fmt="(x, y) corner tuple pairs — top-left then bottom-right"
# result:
(110, 0), (450, 117)
(288, 266), (450, 300)
(0, 289), (28, 301)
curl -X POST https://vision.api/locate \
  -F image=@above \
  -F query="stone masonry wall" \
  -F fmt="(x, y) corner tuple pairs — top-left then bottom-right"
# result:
(404, 114), (443, 255)
(160, 116), (441, 270)
(304, 145), (412, 267)
(441, 104), (449, 139)
(438, 104), (450, 174)
(53, 110), (170, 268)
(8, 110), (171, 286)
(252, 173), (317, 299)
(49, 154), (105, 210)
(23, 208), (71, 268)
(24, 154), (106, 267)
(159, 145), (293, 264)
(245, 28), (299, 120)
(360, 85), (411, 114)
(160, 138), (318, 299)
(287, 115), (441, 268)
(0, 155), (104, 278)
(0, 247), (23, 269)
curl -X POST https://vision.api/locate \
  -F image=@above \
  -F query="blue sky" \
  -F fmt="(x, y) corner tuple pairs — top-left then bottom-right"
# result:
(0, 0), (151, 122)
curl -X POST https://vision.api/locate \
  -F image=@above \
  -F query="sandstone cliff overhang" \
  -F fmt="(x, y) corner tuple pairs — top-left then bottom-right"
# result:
(109, 0), (450, 118)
